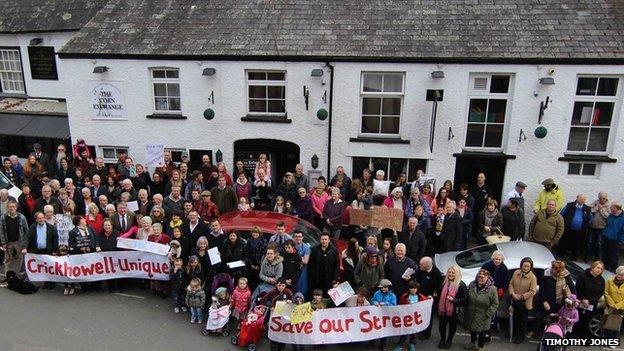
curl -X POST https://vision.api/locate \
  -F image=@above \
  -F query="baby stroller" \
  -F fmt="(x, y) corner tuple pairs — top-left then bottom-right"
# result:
(201, 274), (234, 337)
(537, 322), (565, 351)
(232, 291), (270, 351)
(211, 273), (235, 294)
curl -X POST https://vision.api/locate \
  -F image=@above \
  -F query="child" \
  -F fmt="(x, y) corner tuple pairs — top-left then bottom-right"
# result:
(58, 245), (75, 296)
(231, 277), (252, 326)
(311, 289), (326, 310)
(371, 279), (397, 351)
(209, 287), (231, 334)
(281, 240), (302, 289)
(262, 278), (293, 307)
(186, 255), (204, 286)
(170, 258), (187, 314)
(292, 292), (306, 351)
(397, 280), (428, 350)
(185, 278), (206, 324)
(238, 197), (251, 211)
(557, 295), (579, 336)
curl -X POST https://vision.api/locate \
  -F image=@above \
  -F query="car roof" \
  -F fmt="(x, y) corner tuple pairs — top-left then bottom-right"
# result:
(495, 241), (554, 270)
(218, 210), (320, 242)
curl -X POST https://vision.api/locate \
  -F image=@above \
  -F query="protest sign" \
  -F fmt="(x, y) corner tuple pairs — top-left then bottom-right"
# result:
(372, 179), (391, 196)
(349, 209), (373, 227)
(327, 281), (355, 306)
(145, 144), (164, 169)
(25, 251), (170, 283)
(126, 200), (139, 213)
(208, 247), (221, 265)
(349, 207), (404, 231)
(290, 302), (314, 324)
(274, 301), (295, 318)
(117, 238), (170, 256)
(55, 214), (74, 246)
(269, 299), (432, 345)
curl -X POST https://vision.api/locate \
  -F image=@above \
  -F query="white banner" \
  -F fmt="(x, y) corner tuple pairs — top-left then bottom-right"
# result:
(145, 144), (164, 169)
(268, 299), (432, 345)
(116, 238), (170, 256)
(25, 252), (170, 283)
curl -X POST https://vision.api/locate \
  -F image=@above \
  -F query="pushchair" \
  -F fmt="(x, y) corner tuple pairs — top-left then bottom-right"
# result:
(202, 304), (232, 336)
(537, 322), (565, 351)
(211, 272), (235, 294)
(232, 291), (270, 351)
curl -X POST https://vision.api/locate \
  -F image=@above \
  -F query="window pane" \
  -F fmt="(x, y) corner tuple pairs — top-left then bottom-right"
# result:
(597, 78), (618, 96)
(266, 72), (285, 81)
(484, 124), (504, 147)
(571, 101), (594, 126)
(383, 75), (403, 93)
(267, 85), (285, 99)
(389, 158), (407, 181)
(489, 75), (510, 93)
(167, 83), (180, 97)
(248, 72), (266, 80)
(382, 98), (401, 115)
(249, 99), (266, 113)
(593, 102), (614, 126)
(582, 163), (596, 176)
(103, 148), (115, 159)
(567, 127), (589, 151)
(165, 70), (179, 79)
(362, 97), (381, 115)
(352, 157), (371, 179)
(567, 163), (581, 175)
(153, 83), (167, 96)
(248, 86), (266, 98)
(587, 128), (609, 151)
(267, 100), (285, 113)
(380, 116), (400, 134)
(407, 159), (427, 181)
(168, 98), (181, 111)
(468, 99), (487, 122)
(576, 77), (598, 95)
(152, 70), (166, 78)
(465, 124), (485, 147)
(363, 74), (382, 92)
(155, 97), (168, 110)
(361, 116), (380, 133)
(372, 158), (389, 179)
(487, 99), (507, 123)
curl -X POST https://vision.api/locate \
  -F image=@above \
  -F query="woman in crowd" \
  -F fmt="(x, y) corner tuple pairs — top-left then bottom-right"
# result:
(133, 216), (153, 240)
(438, 265), (467, 349)
(17, 183), (36, 225)
(164, 169), (184, 197)
(244, 226), (268, 291)
(23, 154), (43, 181)
(421, 184), (435, 208)
(220, 230), (246, 282)
(478, 199), (503, 244)
(354, 246), (384, 292)
(530, 260), (575, 337)
(508, 257), (537, 344)
(251, 242), (283, 302)
(68, 216), (99, 292)
(273, 195), (286, 214)
(430, 188), (450, 214)
(58, 188), (76, 214)
(97, 218), (124, 292)
(190, 236), (213, 285)
(294, 187), (313, 224)
(480, 250), (508, 340)
(85, 203), (104, 235)
(322, 187), (345, 240)
(342, 238), (362, 288)
(310, 181), (330, 230)
(604, 265), (624, 340)
(149, 206), (167, 227)
(233, 171), (252, 204)
(383, 187), (406, 212)
(463, 269), (499, 351)
(442, 180), (454, 200)
(105, 175), (118, 203)
(381, 237), (395, 263)
(573, 261), (605, 338)
(216, 161), (233, 187)
(57, 157), (74, 182)
(457, 198), (474, 250)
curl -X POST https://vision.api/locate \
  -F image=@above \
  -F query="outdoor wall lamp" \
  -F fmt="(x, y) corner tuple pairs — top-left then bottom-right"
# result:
(215, 149), (223, 163)
(202, 68), (216, 76)
(93, 66), (109, 74)
(311, 154), (319, 169)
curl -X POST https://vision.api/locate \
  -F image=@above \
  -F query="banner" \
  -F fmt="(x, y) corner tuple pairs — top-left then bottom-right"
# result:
(145, 144), (164, 169)
(117, 238), (170, 256)
(269, 299), (432, 345)
(25, 251), (170, 283)
(349, 207), (404, 231)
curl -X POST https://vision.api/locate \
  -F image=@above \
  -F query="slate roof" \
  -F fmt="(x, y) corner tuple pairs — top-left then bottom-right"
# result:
(59, 0), (624, 62)
(0, 0), (107, 33)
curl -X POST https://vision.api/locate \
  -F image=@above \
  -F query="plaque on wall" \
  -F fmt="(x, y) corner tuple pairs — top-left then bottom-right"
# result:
(28, 46), (58, 80)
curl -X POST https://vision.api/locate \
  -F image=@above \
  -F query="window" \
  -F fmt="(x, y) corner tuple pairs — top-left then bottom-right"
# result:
(247, 71), (286, 114)
(100, 146), (128, 164)
(165, 148), (186, 163)
(465, 75), (512, 148)
(567, 162), (598, 176)
(352, 157), (426, 181)
(0, 48), (25, 94)
(567, 77), (619, 152)
(360, 73), (404, 135)
(150, 68), (181, 112)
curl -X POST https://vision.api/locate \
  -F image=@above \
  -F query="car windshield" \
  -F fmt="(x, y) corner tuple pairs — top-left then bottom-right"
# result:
(0, 172), (12, 190)
(455, 244), (497, 269)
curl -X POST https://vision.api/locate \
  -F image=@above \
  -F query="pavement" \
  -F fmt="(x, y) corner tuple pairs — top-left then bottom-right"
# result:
(0, 282), (614, 351)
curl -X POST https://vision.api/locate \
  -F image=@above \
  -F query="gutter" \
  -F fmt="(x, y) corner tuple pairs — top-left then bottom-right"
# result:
(326, 62), (334, 179)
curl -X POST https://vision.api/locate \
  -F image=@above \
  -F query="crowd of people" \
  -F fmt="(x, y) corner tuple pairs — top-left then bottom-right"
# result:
(1, 139), (624, 351)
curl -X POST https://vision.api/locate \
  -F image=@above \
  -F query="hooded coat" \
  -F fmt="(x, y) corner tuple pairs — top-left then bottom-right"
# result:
(464, 279), (499, 332)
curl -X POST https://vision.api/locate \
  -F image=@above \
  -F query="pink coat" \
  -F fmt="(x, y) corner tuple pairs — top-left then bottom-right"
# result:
(310, 191), (330, 216)
(231, 286), (252, 314)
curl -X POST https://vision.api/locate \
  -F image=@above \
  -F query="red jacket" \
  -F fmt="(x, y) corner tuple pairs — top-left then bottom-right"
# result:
(399, 292), (429, 305)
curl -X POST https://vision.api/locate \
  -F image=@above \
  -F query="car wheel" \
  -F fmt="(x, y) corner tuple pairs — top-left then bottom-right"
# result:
(589, 314), (602, 337)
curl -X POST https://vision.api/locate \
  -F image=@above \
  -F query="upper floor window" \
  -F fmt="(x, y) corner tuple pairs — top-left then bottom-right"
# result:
(567, 76), (619, 153)
(465, 74), (512, 148)
(0, 48), (25, 94)
(247, 71), (286, 115)
(151, 68), (181, 112)
(360, 72), (404, 135)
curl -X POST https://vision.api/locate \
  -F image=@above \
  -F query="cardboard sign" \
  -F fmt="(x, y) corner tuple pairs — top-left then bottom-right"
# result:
(328, 281), (355, 306)
(349, 207), (404, 231)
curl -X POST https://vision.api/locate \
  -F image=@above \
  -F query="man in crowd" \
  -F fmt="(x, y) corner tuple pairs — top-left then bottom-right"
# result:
(1, 158), (21, 187)
(399, 216), (426, 263)
(384, 243), (416, 298)
(416, 256), (443, 340)
(309, 232), (339, 295)
(293, 164), (308, 190)
(529, 199), (564, 250)
(207, 218), (225, 249)
(88, 157), (108, 179)
(185, 170), (204, 200)
(502, 181), (527, 212)
(501, 198), (525, 241)
(110, 202), (136, 236)
(164, 185), (184, 215)
(117, 179), (138, 203)
(470, 172), (492, 239)
(601, 202), (624, 272)
(25, 211), (58, 289)
(32, 142), (53, 175)
(559, 194), (591, 260)
(199, 154), (218, 189)
(136, 189), (152, 216)
(330, 166), (352, 198)
(91, 174), (107, 199)
(195, 190), (219, 223)
(183, 210), (208, 244)
(0, 189), (17, 215)
(588, 192), (610, 261)
(534, 178), (564, 213)
(0, 200), (29, 284)
(211, 175), (237, 214)
(269, 221), (293, 255)
(34, 185), (62, 214)
(276, 172), (297, 204)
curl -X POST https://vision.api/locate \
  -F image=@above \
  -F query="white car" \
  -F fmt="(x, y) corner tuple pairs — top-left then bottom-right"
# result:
(0, 171), (22, 199)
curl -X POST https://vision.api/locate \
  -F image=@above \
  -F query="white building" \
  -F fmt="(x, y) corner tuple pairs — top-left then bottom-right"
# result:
(21, 0), (624, 209)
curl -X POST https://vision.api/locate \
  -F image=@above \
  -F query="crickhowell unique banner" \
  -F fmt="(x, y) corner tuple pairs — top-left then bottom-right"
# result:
(25, 252), (170, 282)
(268, 298), (433, 345)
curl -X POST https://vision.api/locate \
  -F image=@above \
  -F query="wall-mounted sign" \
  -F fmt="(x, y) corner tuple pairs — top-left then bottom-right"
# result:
(28, 46), (58, 80)
(89, 81), (127, 120)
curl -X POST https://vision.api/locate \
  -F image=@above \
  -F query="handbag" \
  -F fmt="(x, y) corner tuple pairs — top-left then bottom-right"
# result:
(602, 311), (623, 331)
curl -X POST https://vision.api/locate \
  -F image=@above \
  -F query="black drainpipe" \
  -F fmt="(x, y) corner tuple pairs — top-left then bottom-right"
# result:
(326, 61), (334, 179)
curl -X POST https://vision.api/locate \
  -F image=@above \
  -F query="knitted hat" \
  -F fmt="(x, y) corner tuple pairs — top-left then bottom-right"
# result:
(366, 246), (379, 257)
(378, 279), (392, 288)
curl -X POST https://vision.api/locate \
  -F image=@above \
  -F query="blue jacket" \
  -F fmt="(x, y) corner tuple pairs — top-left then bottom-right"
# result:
(372, 289), (397, 306)
(603, 212), (624, 244)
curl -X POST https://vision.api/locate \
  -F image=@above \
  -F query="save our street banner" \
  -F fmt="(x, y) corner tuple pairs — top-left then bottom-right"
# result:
(268, 298), (432, 345)
(25, 251), (170, 283)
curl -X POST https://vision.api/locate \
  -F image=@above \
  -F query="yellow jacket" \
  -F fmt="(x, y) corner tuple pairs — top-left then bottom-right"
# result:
(533, 187), (565, 212)
(604, 278), (624, 311)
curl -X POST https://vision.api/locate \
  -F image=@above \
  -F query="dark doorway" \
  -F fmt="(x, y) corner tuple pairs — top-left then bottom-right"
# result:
(188, 149), (213, 171)
(453, 154), (508, 202)
(233, 139), (300, 185)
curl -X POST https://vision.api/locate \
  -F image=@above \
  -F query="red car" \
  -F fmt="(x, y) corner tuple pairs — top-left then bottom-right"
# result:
(218, 211), (347, 254)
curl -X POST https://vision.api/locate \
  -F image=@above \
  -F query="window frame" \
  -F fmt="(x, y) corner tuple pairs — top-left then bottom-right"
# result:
(99, 145), (128, 164)
(149, 67), (182, 113)
(567, 162), (599, 178)
(164, 148), (186, 163)
(464, 74), (513, 150)
(351, 156), (427, 182)
(566, 75), (620, 155)
(359, 72), (405, 137)
(0, 47), (26, 95)
(245, 70), (287, 116)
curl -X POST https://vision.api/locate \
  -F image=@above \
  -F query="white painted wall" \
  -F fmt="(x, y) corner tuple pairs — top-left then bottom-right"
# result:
(0, 32), (75, 99)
